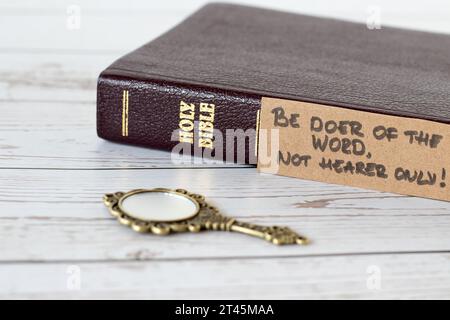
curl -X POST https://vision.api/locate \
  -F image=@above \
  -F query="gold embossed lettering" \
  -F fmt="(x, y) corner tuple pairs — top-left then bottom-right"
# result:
(178, 101), (196, 144)
(199, 120), (213, 132)
(179, 119), (194, 131)
(179, 101), (195, 120)
(179, 130), (194, 144)
(199, 138), (213, 148)
(198, 103), (215, 149)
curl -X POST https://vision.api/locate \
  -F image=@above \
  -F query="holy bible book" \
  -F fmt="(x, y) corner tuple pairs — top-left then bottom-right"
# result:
(97, 3), (450, 200)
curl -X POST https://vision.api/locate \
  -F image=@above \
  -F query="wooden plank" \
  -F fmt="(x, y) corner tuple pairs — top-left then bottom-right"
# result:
(1, 253), (449, 299)
(0, 53), (110, 102)
(0, 3), (184, 53)
(2, 0), (450, 300)
(0, 0), (449, 53)
(1, 168), (449, 262)
(0, 56), (247, 169)
(0, 101), (250, 168)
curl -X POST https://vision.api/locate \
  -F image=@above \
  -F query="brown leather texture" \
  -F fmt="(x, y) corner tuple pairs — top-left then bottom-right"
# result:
(97, 3), (450, 162)
(97, 75), (260, 163)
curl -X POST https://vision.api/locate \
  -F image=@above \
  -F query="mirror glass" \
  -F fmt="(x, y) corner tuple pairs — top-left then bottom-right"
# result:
(120, 191), (199, 222)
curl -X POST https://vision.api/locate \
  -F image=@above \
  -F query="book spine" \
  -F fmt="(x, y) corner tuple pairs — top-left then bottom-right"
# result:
(97, 73), (261, 164)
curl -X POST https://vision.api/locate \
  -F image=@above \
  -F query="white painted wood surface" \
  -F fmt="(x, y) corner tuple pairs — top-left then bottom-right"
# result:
(1, 0), (450, 299)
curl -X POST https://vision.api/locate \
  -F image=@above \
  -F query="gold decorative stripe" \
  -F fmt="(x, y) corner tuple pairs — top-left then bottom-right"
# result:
(122, 90), (129, 136)
(125, 90), (129, 136)
(122, 91), (125, 136)
(255, 109), (260, 158)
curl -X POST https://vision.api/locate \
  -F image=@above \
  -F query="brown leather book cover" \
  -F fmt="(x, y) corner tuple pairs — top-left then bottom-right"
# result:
(97, 3), (450, 164)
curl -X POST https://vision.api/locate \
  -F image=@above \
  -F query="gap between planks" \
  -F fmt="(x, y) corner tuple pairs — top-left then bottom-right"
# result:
(1, 249), (450, 266)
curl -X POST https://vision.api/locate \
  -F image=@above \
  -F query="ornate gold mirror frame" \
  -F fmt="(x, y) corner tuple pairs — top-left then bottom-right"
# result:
(104, 188), (308, 245)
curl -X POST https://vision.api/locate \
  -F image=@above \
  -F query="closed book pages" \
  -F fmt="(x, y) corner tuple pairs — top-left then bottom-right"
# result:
(97, 3), (450, 164)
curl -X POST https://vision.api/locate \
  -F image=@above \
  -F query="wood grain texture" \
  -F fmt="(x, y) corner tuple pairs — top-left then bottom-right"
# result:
(1, 0), (450, 299)
(1, 168), (450, 263)
(0, 101), (249, 168)
(1, 253), (449, 299)
(0, 53), (106, 102)
(1, 0), (450, 53)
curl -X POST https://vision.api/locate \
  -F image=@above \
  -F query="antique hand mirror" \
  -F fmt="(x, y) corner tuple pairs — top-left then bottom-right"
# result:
(103, 188), (308, 245)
